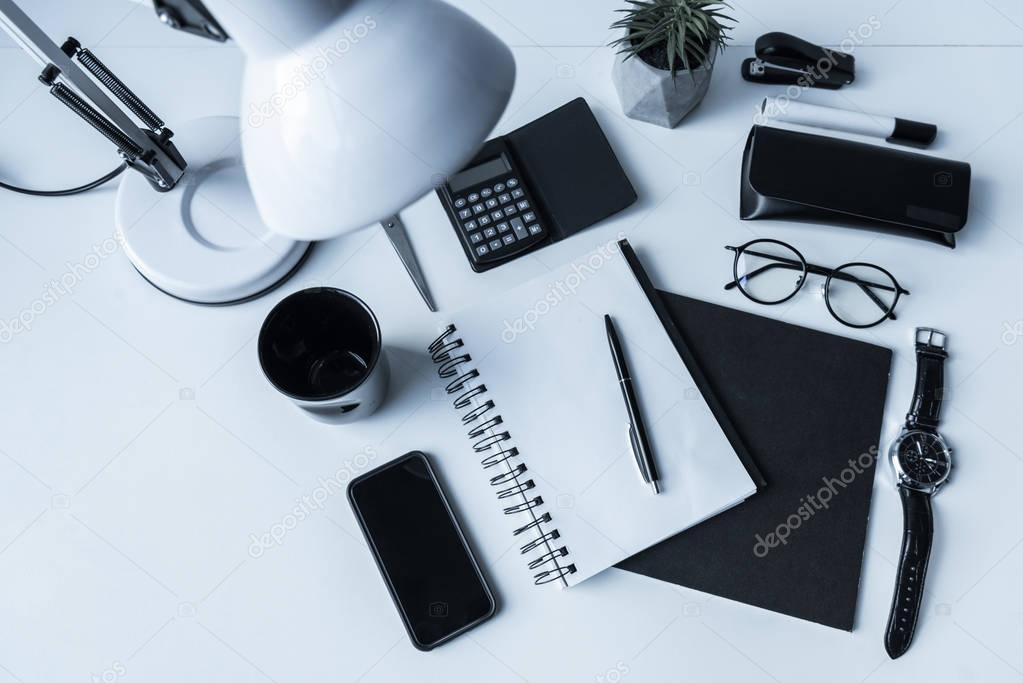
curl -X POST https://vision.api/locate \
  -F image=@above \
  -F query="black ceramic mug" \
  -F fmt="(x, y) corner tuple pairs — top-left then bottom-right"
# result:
(258, 288), (389, 423)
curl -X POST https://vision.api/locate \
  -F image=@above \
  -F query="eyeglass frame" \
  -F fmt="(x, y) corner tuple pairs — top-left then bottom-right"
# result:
(723, 238), (911, 329)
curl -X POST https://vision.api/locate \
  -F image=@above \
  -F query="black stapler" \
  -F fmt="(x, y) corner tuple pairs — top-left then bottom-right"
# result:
(741, 32), (854, 89)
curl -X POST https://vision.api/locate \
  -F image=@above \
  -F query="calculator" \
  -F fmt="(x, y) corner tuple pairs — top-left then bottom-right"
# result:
(437, 140), (548, 272)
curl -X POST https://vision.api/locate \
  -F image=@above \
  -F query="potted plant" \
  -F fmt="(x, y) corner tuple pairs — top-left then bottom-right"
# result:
(610, 0), (733, 128)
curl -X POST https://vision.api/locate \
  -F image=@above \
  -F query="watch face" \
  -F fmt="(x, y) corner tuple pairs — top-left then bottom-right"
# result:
(892, 431), (951, 488)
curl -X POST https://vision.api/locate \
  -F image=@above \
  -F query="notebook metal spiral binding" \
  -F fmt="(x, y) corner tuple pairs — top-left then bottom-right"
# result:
(429, 325), (576, 586)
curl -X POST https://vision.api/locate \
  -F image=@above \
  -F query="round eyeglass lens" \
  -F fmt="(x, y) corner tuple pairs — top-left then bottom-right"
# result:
(734, 240), (806, 304)
(825, 263), (899, 327)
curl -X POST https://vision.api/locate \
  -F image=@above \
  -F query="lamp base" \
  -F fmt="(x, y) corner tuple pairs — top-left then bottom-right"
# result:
(115, 116), (311, 305)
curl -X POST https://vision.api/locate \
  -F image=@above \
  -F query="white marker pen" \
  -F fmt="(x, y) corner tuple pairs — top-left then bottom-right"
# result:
(760, 97), (937, 148)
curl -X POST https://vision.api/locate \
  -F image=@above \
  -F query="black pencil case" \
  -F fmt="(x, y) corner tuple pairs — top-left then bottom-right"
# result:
(740, 125), (971, 248)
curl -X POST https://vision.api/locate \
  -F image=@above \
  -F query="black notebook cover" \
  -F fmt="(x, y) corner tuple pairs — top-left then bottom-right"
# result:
(504, 97), (637, 239)
(616, 245), (892, 631)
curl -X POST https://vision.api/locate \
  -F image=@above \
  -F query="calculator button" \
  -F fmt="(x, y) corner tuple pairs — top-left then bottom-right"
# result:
(483, 227), (497, 238)
(494, 183), (506, 193)
(507, 178), (519, 188)
(476, 245), (489, 256)
(528, 224), (543, 235)
(458, 208), (472, 220)
(511, 188), (525, 199)
(470, 232), (483, 244)
(498, 193), (512, 204)
(511, 217), (528, 239)
(491, 211), (504, 222)
(480, 188), (493, 198)
(478, 215), (491, 226)
(517, 200), (530, 211)
(485, 198), (499, 209)
(522, 211), (536, 222)
(472, 203), (486, 214)
(503, 205), (517, 216)
(454, 198), (467, 209)
(464, 220), (477, 231)
(496, 222), (510, 233)
(489, 239), (502, 250)
(468, 193), (480, 202)
(502, 234), (516, 246)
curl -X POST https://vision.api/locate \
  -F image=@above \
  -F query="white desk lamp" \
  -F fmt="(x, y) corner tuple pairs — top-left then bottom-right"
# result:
(0, 0), (515, 304)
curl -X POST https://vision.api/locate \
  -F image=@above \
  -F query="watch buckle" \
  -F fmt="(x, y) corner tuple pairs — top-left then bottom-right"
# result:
(915, 327), (947, 350)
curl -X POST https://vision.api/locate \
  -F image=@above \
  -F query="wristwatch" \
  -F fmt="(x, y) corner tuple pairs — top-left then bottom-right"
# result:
(884, 328), (952, 659)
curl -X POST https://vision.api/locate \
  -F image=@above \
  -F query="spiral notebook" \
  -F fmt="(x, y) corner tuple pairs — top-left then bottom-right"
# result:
(427, 240), (758, 587)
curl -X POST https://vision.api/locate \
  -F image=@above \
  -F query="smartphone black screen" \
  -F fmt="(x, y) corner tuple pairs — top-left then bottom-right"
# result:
(348, 452), (495, 650)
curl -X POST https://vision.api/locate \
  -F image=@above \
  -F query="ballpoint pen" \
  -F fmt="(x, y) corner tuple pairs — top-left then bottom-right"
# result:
(604, 314), (661, 494)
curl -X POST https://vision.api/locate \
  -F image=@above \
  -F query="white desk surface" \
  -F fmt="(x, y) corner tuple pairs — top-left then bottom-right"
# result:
(2, 1), (1022, 681)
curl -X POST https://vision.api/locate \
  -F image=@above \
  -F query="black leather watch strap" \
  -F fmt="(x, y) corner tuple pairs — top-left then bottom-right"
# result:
(884, 486), (933, 659)
(906, 329), (947, 431)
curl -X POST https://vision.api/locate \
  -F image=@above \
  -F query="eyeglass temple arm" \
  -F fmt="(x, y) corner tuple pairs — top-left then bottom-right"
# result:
(723, 247), (909, 320)
(722, 261), (802, 291)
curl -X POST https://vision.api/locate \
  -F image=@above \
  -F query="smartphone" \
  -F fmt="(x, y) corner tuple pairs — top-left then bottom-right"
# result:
(347, 451), (496, 650)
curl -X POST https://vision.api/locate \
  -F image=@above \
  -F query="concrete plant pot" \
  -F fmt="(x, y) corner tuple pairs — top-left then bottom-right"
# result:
(611, 37), (717, 129)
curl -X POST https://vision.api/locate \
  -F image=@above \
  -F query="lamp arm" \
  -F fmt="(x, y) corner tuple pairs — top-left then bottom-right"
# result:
(0, 0), (187, 191)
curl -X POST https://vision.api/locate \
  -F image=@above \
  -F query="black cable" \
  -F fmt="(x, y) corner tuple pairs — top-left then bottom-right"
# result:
(0, 162), (127, 197)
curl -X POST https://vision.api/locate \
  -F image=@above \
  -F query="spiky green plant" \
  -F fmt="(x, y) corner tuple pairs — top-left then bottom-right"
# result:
(610, 0), (734, 80)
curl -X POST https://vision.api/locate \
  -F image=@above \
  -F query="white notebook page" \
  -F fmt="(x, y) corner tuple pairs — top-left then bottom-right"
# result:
(450, 242), (756, 587)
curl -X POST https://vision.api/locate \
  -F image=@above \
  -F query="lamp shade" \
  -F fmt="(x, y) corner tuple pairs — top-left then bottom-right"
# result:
(199, 0), (515, 241)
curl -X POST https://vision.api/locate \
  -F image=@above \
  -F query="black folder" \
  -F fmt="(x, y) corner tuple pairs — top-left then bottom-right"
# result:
(618, 243), (892, 631)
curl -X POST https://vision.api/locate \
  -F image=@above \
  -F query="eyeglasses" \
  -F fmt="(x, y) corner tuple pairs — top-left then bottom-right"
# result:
(723, 239), (910, 328)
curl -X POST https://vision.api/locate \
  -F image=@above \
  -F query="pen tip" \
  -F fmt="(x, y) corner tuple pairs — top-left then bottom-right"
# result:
(651, 480), (660, 494)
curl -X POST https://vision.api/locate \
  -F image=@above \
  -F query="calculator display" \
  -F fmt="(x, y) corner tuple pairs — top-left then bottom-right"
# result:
(448, 155), (511, 193)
